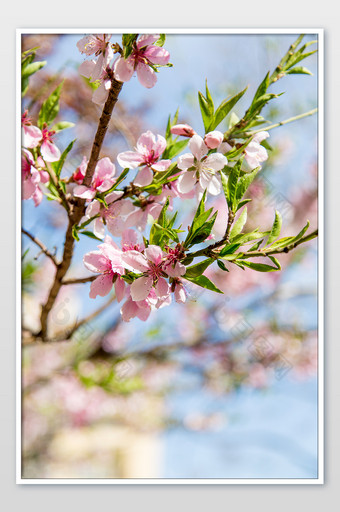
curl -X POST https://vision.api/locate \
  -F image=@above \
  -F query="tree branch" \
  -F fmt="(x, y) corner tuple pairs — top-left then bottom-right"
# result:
(22, 228), (59, 266)
(39, 77), (123, 340)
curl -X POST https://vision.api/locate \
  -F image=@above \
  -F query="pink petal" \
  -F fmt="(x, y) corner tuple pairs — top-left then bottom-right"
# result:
(152, 159), (171, 172)
(23, 125), (42, 149)
(73, 185), (96, 200)
(136, 62), (157, 89)
(41, 140), (61, 162)
(174, 283), (186, 303)
(154, 277), (169, 298)
(137, 34), (160, 49)
(92, 80), (111, 105)
(189, 134), (207, 161)
(120, 297), (139, 322)
(252, 131), (269, 144)
(144, 46), (170, 65)
(95, 157), (116, 180)
(113, 56), (135, 82)
(136, 131), (156, 154)
(121, 250), (150, 272)
(93, 218), (105, 239)
(134, 166), (153, 187)
(144, 245), (164, 264)
(117, 150), (144, 169)
(83, 250), (111, 273)
(78, 59), (96, 78)
(130, 276), (153, 301)
(204, 153), (228, 171)
(177, 153), (195, 171)
(106, 215), (126, 237)
(89, 274), (113, 299)
(114, 276), (126, 303)
(177, 171), (197, 193)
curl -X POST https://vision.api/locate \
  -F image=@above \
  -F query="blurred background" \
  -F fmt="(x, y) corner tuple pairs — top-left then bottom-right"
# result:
(21, 32), (318, 479)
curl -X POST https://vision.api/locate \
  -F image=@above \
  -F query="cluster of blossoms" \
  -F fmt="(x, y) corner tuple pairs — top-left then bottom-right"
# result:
(77, 33), (170, 104)
(21, 110), (61, 206)
(76, 122), (269, 322)
(83, 231), (187, 322)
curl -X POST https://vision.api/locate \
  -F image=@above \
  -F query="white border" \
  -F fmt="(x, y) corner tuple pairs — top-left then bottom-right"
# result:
(16, 28), (324, 485)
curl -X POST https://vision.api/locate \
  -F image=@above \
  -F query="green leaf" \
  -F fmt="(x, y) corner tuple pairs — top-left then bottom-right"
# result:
(236, 259), (280, 272)
(184, 258), (213, 278)
(236, 167), (260, 202)
(224, 157), (242, 210)
(230, 207), (247, 239)
(286, 66), (313, 75)
(217, 260), (229, 272)
(210, 87), (247, 131)
(198, 82), (214, 133)
(51, 121), (75, 132)
(162, 138), (189, 159)
(51, 139), (76, 178)
(22, 60), (46, 80)
(184, 274), (223, 294)
(80, 231), (103, 241)
(252, 72), (270, 104)
(155, 34), (166, 47)
(266, 210), (282, 245)
(219, 243), (242, 257)
(105, 168), (129, 193)
(72, 224), (80, 241)
(38, 81), (64, 128)
(236, 198), (252, 211)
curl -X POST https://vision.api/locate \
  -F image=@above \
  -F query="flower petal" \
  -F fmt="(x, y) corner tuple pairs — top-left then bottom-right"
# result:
(130, 276), (153, 301)
(136, 62), (157, 89)
(89, 274), (113, 299)
(134, 166), (154, 187)
(177, 171), (197, 193)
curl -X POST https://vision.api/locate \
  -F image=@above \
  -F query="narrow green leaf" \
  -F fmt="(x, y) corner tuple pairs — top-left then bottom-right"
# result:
(38, 81), (64, 128)
(184, 274), (223, 294)
(21, 60), (46, 79)
(236, 167), (260, 202)
(230, 207), (247, 239)
(210, 87), (247, 131)
(51, 139), (76, 178)
(266, 210), (282, 246)
(236, 259), (280, 272)
(184, 258), (213, 278)
(51, 121), (75, 132)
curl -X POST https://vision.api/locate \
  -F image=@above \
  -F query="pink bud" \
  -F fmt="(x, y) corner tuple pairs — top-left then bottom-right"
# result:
(170, 124), (196, 137)
(204, 130), (224, 149)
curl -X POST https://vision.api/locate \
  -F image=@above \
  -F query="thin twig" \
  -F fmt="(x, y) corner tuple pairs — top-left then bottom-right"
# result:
(22, 228), (59, 266)
(247, 108), (318, 135)
(61, 275), (96, 285)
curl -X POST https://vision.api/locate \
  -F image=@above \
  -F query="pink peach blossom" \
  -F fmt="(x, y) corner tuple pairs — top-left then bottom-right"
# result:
(121, 245), (170, 302)
(244, 131), (269, 169)
(83, 238), (126, 301)
(22, 149), (49, 206)
(177, 134), (228, 197)
(85, 191), (135, 239)
(77, 34), (113, 82)
(40, 128), (61, 163)
(114, 34), (170, 89)
(73, 157), (116, 201)
(21, 111), (42, 149)
(117, 130), (171, 187)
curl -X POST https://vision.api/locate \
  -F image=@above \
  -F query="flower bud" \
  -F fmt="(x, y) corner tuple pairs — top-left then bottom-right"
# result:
(204, 130), (224, 149)
(170, 124), (196, 137)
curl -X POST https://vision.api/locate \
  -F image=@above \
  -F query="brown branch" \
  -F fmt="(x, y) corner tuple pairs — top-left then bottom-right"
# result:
(22, 228), (59, 266)
(61, 275), (96, 285)
(39, 77), (123, 340)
